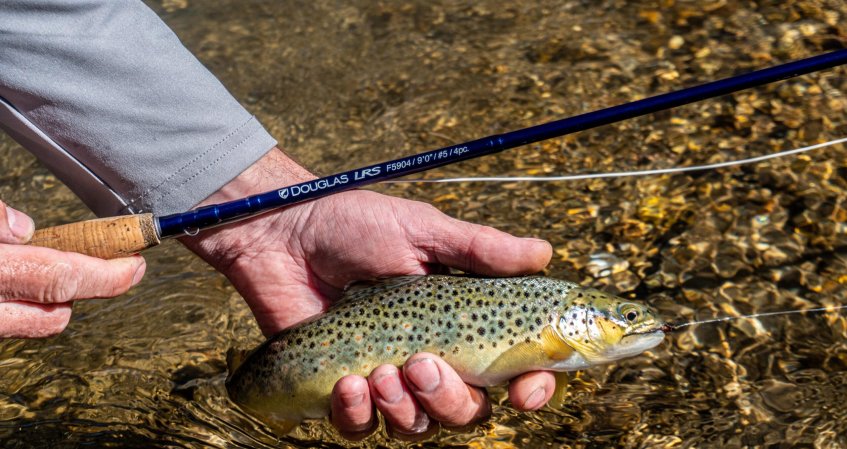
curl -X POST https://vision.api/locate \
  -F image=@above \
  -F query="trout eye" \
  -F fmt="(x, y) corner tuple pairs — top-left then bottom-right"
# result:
(618, 304), (642, 323)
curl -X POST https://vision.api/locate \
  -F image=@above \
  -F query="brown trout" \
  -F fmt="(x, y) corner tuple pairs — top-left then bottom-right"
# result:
(226, 275), (665, 433)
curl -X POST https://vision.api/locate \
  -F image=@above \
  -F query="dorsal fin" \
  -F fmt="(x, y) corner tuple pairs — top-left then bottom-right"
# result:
(337, 275), (427, 304)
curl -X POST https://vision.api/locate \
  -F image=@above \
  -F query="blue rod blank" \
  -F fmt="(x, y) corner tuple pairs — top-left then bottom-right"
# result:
(158, 49), (847, 239)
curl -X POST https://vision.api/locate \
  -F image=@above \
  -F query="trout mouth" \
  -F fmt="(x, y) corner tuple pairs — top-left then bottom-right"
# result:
(607, 328), (665, 360)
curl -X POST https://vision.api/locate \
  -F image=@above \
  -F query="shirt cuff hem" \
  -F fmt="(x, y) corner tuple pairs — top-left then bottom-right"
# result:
(123, 116), (278, 216)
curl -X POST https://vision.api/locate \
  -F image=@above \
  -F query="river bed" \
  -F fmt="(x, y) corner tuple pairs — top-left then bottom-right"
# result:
(1, 1), (846, 447)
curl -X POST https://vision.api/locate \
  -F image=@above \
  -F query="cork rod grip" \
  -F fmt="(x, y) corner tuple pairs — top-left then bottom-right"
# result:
(29, 213), (161, 259)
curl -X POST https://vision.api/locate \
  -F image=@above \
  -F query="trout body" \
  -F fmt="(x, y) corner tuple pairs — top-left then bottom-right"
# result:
(226, 275), (664, 432)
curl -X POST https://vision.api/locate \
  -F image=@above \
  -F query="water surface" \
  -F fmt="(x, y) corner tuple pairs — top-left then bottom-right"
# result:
(1, 1), (847, 447)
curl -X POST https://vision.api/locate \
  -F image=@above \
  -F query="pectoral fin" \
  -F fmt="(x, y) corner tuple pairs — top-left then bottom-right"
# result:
(480, 326), (576, 384)
(540, 325), (574, 361)
(550, 371), (570, 408)
(480, 341), (548, 385)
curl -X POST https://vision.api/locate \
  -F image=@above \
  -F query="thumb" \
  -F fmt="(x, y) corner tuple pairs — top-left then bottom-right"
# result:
(414, 211), (552, 276)
(0, 200), (35, 244)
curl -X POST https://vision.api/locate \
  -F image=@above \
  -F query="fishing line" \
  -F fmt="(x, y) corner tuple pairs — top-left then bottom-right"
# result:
(663, 303), (847, 333)
(390, 136), (847, 184)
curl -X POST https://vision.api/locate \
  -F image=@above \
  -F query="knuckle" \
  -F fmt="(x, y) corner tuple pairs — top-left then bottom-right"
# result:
(393, 411), (430, 435)
(408, 202), (443, 227)
(332, 410), (373, 436)
(42, 262), (79, 302)
(418, 202), (441, 215)
(441, 388), (488, 425)
(465, 227), (499, 269)
(434, 398), (476, 425)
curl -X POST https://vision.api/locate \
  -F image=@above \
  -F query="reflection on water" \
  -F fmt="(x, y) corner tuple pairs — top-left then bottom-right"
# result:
(2, 0), (847, 447)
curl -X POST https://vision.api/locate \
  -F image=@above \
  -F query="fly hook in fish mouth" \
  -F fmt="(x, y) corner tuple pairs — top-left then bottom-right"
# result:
(634, 304), (847, 336)
(626, 324), (677, 336)
(660, 323), (679, 333)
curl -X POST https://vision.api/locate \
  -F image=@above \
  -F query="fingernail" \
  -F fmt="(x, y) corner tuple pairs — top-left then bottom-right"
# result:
(131, 257), (145, 286)
(340, 392), (364, 408)
(407, 413), (431, 435)
(523, 386), (546, 410)
(6, 206), (34, 242)
(373, 371), (404, 404)
(405, 358), (440, 393)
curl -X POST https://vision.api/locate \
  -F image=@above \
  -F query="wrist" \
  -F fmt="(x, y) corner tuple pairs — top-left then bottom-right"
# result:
(179, 148), (316, 271)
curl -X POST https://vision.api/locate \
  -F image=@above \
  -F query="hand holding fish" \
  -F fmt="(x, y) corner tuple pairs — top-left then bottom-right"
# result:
(329, 352), (559, 439)
(0, 200), (145, 338)
(183, 149), (557, 437)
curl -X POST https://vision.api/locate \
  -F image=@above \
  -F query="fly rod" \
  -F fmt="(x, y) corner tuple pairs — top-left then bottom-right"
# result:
(29, 49), (847, 259)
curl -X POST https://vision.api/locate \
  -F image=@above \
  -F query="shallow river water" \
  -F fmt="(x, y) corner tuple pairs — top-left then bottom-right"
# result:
(2, 1), (847, 448)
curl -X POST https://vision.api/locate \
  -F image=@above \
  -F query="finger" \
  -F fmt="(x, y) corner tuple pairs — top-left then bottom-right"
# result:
(0, 201), (34, 244)
(411, 205), (552, 276)
(330, 375), (376, 439)
(368, 364), (431, 435)
(508, 371), (556, 411)
(0, 246), (145, 303)
(0, 301), (72, 338)
(403, 353), (490, 427)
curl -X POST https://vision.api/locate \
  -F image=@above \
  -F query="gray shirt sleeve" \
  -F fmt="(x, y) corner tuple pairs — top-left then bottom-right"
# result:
(0, 0), (277, 217)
